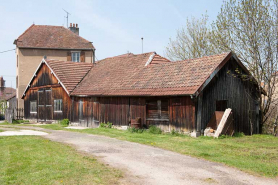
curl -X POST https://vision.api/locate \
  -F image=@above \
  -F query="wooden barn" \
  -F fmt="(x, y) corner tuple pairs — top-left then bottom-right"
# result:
(22, 52), (261, 135)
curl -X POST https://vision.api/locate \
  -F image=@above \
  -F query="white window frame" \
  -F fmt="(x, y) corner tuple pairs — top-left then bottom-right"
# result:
(30, 101), (37, 113)
(71, 51), (80, 62)
(54, 99), (63, 112)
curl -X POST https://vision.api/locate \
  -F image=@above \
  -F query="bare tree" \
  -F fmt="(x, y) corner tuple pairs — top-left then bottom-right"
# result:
(211, 0), (278, 130)
(165, 14), (216, 61)
(165, 0), (278, 132)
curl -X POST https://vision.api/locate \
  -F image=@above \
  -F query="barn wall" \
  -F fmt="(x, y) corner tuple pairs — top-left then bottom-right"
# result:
(169, 97), (195, 132)
(24, 63), (71, 121)
(71, 96), (196, 132)
(200, 58), (260, 135)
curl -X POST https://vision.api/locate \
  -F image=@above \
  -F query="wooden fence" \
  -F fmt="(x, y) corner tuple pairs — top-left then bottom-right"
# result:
(5, 108), (24, 123)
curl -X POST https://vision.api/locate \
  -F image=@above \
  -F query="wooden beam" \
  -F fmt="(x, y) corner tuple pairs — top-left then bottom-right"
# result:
(196, 92), (203, 133)
(29, 84), (60, 90)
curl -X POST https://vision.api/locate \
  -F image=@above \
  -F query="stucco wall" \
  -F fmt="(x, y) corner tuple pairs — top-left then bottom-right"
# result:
(17, 48), (93, 109)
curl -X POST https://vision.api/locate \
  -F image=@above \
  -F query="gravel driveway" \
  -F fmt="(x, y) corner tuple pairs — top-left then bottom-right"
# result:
(1, 125), (277, 185)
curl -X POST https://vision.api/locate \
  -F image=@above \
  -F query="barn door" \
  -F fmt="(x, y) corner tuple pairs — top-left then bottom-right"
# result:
(38, 89), (45, 121)
(38, 88), (53, 121)
(45, 89), (53, 120)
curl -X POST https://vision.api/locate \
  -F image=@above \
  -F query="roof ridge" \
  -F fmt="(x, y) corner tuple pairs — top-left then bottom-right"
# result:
(176, 52), (230, 63)
(154, 54), (171, 62)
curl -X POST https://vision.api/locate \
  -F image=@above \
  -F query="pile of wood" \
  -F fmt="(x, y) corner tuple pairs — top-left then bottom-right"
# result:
(204, 108), (234, 138)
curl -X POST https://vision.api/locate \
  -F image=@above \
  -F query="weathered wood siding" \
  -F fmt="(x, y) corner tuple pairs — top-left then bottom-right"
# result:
(24, 63), (71, 121)
(71, 97), (130, 127)
(169, 97), (195, 132)
(199, 58), (259, 134)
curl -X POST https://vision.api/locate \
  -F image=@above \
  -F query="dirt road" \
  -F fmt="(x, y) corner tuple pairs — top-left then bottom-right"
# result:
(1, 125), (277, 185)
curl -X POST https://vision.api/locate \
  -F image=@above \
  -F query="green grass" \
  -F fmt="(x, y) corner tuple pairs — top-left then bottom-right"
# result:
(0, 120), (29, 125)
(3, 123), (278, 177)
(0, 136), (122, 185)
(0, 129), (3, 132)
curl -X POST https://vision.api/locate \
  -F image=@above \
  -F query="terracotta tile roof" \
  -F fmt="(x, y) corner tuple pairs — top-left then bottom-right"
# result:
(0, 87), (16, 101)
(71, 52), (231, 96)
(15, 24), (95, 50)
(46, 60), (93, 94)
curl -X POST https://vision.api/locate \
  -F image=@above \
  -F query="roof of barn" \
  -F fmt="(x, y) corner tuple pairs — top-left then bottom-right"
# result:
(71, 52), (232, 96)
(22, 51), (246, 98)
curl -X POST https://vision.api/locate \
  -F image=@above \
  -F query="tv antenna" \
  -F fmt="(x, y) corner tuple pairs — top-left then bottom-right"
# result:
(141, 37), (144, 53)
(63, 9), (71, 28)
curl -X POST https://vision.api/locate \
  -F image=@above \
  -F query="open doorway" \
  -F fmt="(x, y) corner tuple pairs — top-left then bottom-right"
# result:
(216, 100), (228, 111)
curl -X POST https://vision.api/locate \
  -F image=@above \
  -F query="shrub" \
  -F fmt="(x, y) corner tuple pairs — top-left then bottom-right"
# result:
(233, 132), (245, 137)
(99, 122), (113, 128)
(59, 119), (69, 126)
(170, 129), (181, 136)
(127, 127), (145, 133)
(148, 125), (162, 134)
(12, 120), (29, 124)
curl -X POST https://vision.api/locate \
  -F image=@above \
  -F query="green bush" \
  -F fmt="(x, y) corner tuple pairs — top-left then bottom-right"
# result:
(12, 120), (29, 124)
(127, 127), (145, 133)
(59, 119), (69, 126)
(233, 132), (245, 137)
(99, 122), (113, 128)
(170, 129), (182, 136)
(148, 125), (162, 134)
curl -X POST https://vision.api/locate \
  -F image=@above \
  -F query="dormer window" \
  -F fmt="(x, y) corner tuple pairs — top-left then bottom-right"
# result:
(71, 52), (80, 62)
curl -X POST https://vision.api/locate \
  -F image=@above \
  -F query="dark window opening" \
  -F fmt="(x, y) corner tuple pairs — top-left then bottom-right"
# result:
(146, 99), (169, 120)
(216, 100), (228, 111)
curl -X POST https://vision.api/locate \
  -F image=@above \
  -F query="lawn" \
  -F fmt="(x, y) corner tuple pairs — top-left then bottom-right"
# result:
(1, 122), (278, 177)
(0, 136), (122, 185)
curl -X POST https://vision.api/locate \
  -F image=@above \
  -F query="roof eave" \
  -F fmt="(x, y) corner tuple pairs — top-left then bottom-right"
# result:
(17, 46), (95, 50)
(194, 52), (233, 97)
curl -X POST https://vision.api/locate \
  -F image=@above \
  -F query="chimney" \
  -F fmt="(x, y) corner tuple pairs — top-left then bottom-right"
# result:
(0, 76), (5, 88)
(69, 23), (79, 35)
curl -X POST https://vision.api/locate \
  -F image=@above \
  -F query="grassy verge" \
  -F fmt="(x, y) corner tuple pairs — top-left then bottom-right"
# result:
(2, 123), (278, 177)
(0, 129), (3, 132)
(0, 136), (122, 185)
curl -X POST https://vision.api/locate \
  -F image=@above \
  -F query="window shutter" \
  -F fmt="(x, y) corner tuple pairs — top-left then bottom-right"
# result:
(80, 51), (85, 62)
(67, 51), (71, 61)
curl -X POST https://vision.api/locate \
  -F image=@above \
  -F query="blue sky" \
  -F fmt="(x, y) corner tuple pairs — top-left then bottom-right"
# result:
(0, 0), (223, 88)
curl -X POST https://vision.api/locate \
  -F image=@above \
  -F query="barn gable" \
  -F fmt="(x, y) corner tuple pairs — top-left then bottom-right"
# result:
(22, 58), (93, 98)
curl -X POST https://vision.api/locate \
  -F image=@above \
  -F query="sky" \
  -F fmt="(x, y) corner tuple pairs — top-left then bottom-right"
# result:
(0, 0), (223, 88)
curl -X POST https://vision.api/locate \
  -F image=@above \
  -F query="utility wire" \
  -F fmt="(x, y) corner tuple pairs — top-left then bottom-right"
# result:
(0, 49), (15, 54)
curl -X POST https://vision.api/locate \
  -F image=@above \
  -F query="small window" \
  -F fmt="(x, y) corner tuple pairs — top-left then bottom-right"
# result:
(71, 52), (80, 62)
(54, 99), (62, 112)
(30, 101), (37, 113)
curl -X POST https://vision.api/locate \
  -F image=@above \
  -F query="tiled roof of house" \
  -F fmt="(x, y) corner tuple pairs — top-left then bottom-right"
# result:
(71, 52), (231, 96)
(15, 24), (95, 50)
(46, 60), (93, 94)
(0, 87), (16, 101)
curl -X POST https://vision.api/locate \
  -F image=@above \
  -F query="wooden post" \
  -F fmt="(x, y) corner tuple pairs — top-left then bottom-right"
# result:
(196, 93), (203, 134)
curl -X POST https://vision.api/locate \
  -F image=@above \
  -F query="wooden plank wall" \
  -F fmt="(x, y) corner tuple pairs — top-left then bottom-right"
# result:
(169, 97), (195, 132)
(200, 58), (260, 135)
(24, 63), (71, 121)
